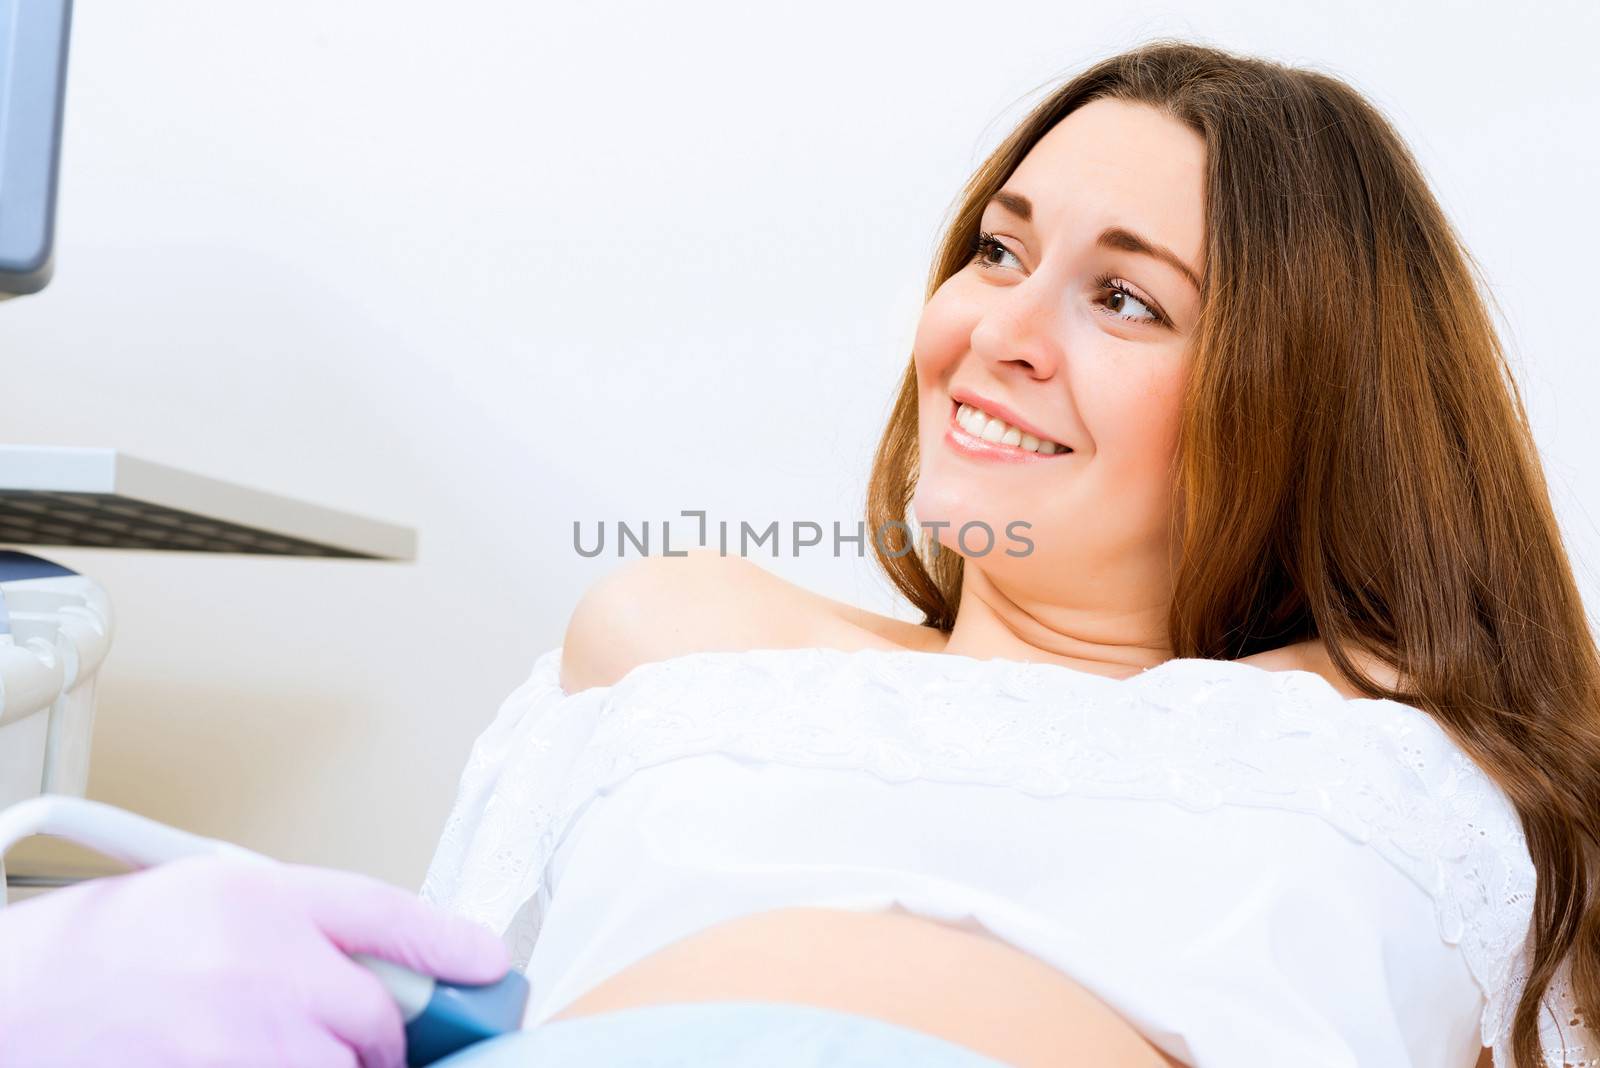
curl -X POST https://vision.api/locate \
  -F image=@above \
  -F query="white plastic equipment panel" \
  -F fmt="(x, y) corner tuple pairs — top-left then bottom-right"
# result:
(0, 445), (416, 560)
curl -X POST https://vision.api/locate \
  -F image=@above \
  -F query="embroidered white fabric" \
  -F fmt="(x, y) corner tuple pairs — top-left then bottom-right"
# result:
(421, 644), (1592, 1067)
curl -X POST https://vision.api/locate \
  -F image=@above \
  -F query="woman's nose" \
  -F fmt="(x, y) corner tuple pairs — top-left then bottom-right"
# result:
(969, 287), (1065, 380)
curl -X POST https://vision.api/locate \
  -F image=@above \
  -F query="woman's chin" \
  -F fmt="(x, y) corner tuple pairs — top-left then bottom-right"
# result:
(914, 483), (1009, 532)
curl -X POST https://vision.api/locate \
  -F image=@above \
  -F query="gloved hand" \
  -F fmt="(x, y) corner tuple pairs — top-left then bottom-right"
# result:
(0, 855), (512, 1067)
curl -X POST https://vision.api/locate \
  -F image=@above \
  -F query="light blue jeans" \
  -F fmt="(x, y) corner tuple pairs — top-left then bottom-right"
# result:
(433, 1001), (1015, 1067)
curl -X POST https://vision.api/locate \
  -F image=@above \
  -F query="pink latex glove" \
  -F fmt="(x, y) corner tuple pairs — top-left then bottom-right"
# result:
(0, 855), (511, 1067)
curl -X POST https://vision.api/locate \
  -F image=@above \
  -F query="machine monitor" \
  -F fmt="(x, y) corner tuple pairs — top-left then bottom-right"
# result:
(0, 0), (72, 298)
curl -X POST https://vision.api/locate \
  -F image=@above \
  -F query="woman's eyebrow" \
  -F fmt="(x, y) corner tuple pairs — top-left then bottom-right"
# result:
(986, 189), (1202, 293)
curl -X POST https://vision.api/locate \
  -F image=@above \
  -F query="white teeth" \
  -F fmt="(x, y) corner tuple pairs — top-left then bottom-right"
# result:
(955, 403), (1068, 454)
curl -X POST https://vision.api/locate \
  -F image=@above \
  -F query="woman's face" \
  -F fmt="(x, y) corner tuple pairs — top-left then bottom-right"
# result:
(911, 97), (1206, 608)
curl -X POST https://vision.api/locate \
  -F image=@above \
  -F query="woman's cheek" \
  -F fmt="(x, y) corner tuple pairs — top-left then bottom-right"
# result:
(913, 291), (974, 376)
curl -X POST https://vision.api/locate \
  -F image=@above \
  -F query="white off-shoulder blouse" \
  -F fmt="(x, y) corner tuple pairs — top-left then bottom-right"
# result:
(421, 644), (1593, 1067)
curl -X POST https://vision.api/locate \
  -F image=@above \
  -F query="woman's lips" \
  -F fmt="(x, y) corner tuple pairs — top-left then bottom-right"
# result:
(945, 399), (1075, 464)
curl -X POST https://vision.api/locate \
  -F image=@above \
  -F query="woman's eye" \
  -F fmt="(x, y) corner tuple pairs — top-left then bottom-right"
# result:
(1092, 274), (1165, 326)
(968, 231), (1168, 328)
(971, 231), (1022, 271)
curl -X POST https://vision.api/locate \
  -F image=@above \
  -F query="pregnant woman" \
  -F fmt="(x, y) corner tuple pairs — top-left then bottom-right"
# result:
(422, 38), (1600, 1068)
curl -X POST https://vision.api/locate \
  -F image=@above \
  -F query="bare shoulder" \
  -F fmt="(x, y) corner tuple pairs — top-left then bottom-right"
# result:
(559, 549), (939, 694)
(1238, 638), (1405, 700)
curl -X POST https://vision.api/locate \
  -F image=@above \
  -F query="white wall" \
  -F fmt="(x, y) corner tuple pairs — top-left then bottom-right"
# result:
(4, 0), (1596, 888)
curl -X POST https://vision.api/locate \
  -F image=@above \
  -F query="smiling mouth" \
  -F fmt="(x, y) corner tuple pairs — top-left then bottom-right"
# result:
(951, 400), (1073, 455)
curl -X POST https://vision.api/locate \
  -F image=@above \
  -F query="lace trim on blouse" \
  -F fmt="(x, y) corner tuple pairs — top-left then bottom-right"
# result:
(421, 644), (1589, 1066)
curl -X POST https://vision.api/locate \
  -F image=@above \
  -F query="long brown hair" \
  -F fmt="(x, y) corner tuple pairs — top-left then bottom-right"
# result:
(866, 38), (1600, 1065)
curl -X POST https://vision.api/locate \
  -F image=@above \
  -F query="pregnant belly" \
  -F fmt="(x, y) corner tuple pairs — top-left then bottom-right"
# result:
(541, 906), (1189, 1068)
